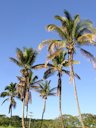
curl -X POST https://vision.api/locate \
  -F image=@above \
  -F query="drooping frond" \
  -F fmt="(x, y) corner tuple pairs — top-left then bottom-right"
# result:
(77, 33), (96, 44)
(1, 98), (9, 105)
(31, 64), (46, 69)
(10, 57), (22, 67)
(47, 48), (63, 60)
(62, 70), (80, 79)
(48, 40), (66, 53)
(38, 40), (52, 50)
(47, 24), (67, 39)
(80, 48), (96, 69)
(0, 92), (9, 97)
(43, 68), (56, 79)
(55, 15), (67, 24)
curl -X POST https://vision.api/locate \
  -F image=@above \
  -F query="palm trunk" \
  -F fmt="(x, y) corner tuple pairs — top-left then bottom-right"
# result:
(26, 104), (28, 127)
(69, 52), (85, 128)
(40, 99), (46, 128)
(22, 99), (25, 128)
(58, 72), (65, 128)
(11, 107), (12, 118)
(73, 76), (85, 128)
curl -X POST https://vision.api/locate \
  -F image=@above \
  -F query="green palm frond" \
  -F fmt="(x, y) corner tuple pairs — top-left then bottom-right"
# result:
(0, 92), (9, 97)
(43, 68), (56, 79)
(16, 48), (24, 62)
(47, 24), (67, 39)
(1, 98), (9, 105)
(10, 57), (22, 66)
(72, 15), (80, 38)
(64, 10), (72, 21)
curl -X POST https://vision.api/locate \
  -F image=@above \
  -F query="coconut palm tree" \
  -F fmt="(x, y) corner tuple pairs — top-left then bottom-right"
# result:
(10, 47), (37, 128)
(35, 80), (56, 128)
(38, 10), (96, 128)
(0, 82), (17, 117)
(43, 51), (80, 128)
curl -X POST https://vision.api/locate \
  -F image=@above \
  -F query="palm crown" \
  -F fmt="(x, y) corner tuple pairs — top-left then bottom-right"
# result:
(0, 83), (17, 116)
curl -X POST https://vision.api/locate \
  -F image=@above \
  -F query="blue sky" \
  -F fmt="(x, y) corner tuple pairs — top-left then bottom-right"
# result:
(0, 0), (96, 119)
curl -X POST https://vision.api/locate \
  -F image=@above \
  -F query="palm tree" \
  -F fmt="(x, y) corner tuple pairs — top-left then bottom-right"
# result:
(10, 47), (37, 128)
(43, 51), (80, 128)
(0, 82), (17, 117)
(38, 10), (96, 128)
(35, 80), (56, 128)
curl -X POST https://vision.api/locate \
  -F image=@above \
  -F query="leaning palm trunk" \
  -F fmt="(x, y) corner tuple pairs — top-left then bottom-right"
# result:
(58, 72), (65, 128)
(22, 99), (25, 128)
(40, 99), (46, 128)
(69, 52), (85, 128)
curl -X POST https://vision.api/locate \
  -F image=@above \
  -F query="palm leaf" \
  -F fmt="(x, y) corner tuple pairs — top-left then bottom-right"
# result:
(43, 68), (56, 79)
(72, 15), (80, 38)
(48, 40), (66, 53)
(0, 92), (9, 97)
(31, 64), (45, 69)
(80, 48), (96, 69)
(47, 48), (63, 60)
(10, 57), (22, 66)
(64, 10), (72, 21)
(77, 33), (96, 44)
(38, 40), (52, 50)
(47, 24), (67, 39)
(1, 98), (9, 105)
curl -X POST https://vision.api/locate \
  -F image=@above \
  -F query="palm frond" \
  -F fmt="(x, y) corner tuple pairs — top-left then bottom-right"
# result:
(47, 48), (63, 60)
(72, 15), (80, 38)
(38, 40), (52, 50)
(0, 92), (9, 97)
(43, 68), (56, 79)
(31, 64), (45, 69)
(77, 33), (96, 44)
(1, 98), (9, 105)
(10, 57), (22, 66)
(47, 24), (67, 39)
(48, 40), (66, 53)
(80, 48), (96, 69)
(64, 10), (72, 21)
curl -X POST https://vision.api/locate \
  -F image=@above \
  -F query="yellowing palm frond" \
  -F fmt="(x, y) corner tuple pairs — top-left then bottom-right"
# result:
(77, 33), (96, 44)
(47, 48), (63, 60)
(48, 40), (66, 53)
(38, 40), (52, 50)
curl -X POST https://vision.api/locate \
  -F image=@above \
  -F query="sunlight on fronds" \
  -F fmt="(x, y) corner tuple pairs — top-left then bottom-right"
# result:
(78, 33), (96, 44)
(38, 40), (52, 50)
(48, 40), (66, 53)
(47, 49), (63, 60)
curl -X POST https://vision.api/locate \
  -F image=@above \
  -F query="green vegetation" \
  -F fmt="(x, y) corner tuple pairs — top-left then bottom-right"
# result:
(0, 114), (96, 128)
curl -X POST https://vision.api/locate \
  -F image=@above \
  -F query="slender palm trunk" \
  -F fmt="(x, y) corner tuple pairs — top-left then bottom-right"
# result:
(69, 52), (85, 128)
(11, 107), (12, 118)
(73, 76), (85, 128)
(25, 104), (28, 128)
(58, 72), (65, 128)
(22, 99), (25, 128)
(40, 99), (46, 128)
